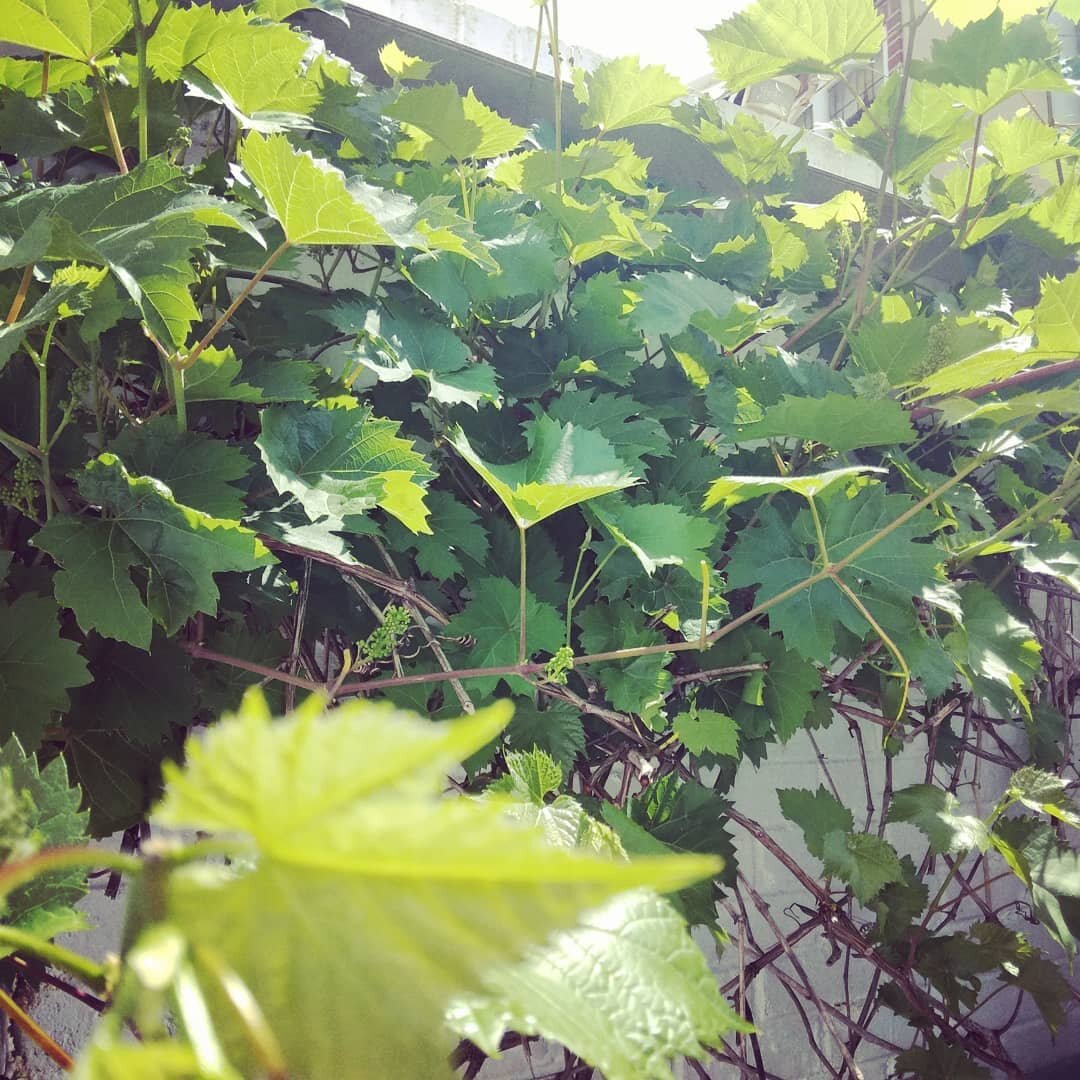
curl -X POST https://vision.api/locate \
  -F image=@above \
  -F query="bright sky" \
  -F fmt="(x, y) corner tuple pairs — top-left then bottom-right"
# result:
(462, 0), (742, 82)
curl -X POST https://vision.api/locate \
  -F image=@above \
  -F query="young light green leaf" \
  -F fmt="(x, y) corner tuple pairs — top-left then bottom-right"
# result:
(33, 455), (272, 650)
(7, 0), (132, 63)
(449, 415), (639, 529)
(702, 0), (883, 91)
(702, 466), (884, 510)
(157, 692), (717, 1079)
(778, 787), (854, 859)
(0, 595), (91, 747)
(1007, 767), (1080, 829)
(886, 785), (990, 855)
(673, 709), (739, 758)
(378, 40), (435, 82)
(449, 888), (747, 1080)
(578, 56), (686, 134)
(386, 83), (526, 163)
(256, 403), (435, 535)
(944, 584), (1041, 720)
(0, 737), (89, 940)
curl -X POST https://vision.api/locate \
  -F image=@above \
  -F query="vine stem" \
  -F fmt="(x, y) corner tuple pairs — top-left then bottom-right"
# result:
(130, 0), (150, 162)
(91, 63), (128, 175)
(193, 452), (993, 700)
(5, 264), (34, 325)
(0, 847), (142, 904)
(517, 523), (528, 664)
(178, 240), (292, 371)
(0, 986), (73, 1070)
(0, 927), (108, 994)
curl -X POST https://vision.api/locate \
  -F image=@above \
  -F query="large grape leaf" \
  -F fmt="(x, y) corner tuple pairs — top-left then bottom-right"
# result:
(450, 415), (638, 529)
(702, 466), (884, 510)
(256, 403), (434, 535)
(110, 418), (252, 519)
(822, 831), (904, 904)
(6, 0), (133, 63)
(702, 0), (884, 91)
(386, 83), (526, 163)
(577, 56), (686, 134)
(381, 490), (489, 582)
(944, 584), (1041, 718)
(588, 497), (717, 579)
(886, 785), (990, 855)
(725, 484), (945, 661)
(543, 389), (671, 469)
(155, 693), (717, 1080)
(450, 887), (745, 1080)
(328, 298), (499, 408)
(442, 578), (562, 697)
(778, 786), (854, 859)
(0, 158), (258, 351)
(0, 594), (90, 747)
(239, 133), (412, 247)
(0, 737), (89, 941)
(741, 392), (913, 451)
(33, 455), (272, 650)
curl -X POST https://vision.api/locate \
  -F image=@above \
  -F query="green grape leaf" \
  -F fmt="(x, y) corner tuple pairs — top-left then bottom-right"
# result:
(778, 786), (854, 859)
(822, 831), (904, 904)
(1001, 950), (1071, 1035)
(504, 699), (585, 772)
(627, 271), (735, 341)
(702, 466), (884, 510)
(850, 312), (933, 385)
(185, 21), (321, 127)
(110, 418), (252, 519)
(1018, 541), (1080, 593)
(489, 747), (563, 804)
(886, 785), (990, 855)
(6, 0), (133, 63)
(578, 56), (686, 134)
(543, 389), (671, 469)
(1007, 767), (1080, 829)
(240, 133), (410, 247)
(382, 490), (489, 582)
(578, 602), (672, 727)
(984, 111), (1079, 176)
(0, 594), (91, 747)
(0, 265), (104, 368)
(74, 1041), (240, 1080)
(702, 0), (883, 91)
(256, 403), (434, 535)
(378, 40), (436, 82)
(387, 83), (526, 163)
(156, 693), (716, 1079)
(895, 1037), (991, 1080)
(68, 636), (195, 749)
(329, 298), (499, 408)
(741, 392), (913, 451)
(33, 455), (272, 650)
(442, 577), (562, 697)
(449, 888), (747, 1080)
(146, 2), (251, 82)
(450, 415), (639, 530)
(0, 158), (259, 352)
(183, 346), (314, 404)
(588, 497), (717, 579)
(791, 191), (867, 230)
(725, 485), (944, 660)
(0, 736), (88, 939)
(1032, 266), (1080, 353)
(673, 708), (739, 758)
(944, 584), (1041, 719)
